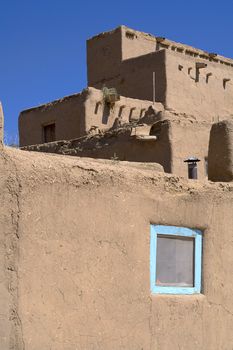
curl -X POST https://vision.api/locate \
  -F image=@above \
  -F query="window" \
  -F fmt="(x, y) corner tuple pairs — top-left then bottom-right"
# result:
(150, 225), (202, 294)
(43, 123), (56, 143)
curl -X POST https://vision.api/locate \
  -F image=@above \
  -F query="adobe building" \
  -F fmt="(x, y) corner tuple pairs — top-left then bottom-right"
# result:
(2, 26), (233, 350)
(2, 106), (233, 349)
(19, 87), (164, 146)
(87, 25), (233, 119)
(18, 26), (233, 180)
(22, 116), (210, 178)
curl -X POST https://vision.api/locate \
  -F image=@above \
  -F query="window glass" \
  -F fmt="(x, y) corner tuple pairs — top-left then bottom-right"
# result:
(150, 225), (202, 294)
(156, 235), (194, 287)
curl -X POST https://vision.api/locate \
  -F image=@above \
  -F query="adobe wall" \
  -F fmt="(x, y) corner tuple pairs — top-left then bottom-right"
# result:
(20, 121), (173, 173)
(19, 87), (163, 147)
(66, 121), (172, 173)
(96, 47), (233, 120)
(165, 50), (233, 119)
(71, 119), (210, 179)
(170, 120), (211, 178)
(208, 119), (233, 182)
(0, 148), (25, 349)
(87, 26), (233, 120)
(87, 27), (122, 87)
(19, 92), (87, 147)
(121, 26), (156, 60)
(22, 118), (211, 179)
(87, 26), (164, 99)
(1, 146), (233, 349)
(120, 50), (167, 103)
(87, 25), (160, 87)
(84, 87), (163, 132)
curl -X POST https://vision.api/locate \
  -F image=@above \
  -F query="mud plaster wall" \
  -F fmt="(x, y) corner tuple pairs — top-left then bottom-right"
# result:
(84, 88), (163, 131)
(87, 26), (233, 119)
(170, 121), (211, 179)
(73, 120), (210, 179)
(121, 26), (156, 61)
(88, 50), (167, 104)
(19, 88), (163, 147)
(24, 119), (211, 179)
(1, 147), (233, 350)
(208, 119), (233, 182)
(19, 93), (87, 147)
(119, 50), (166, 103)
(71, 127), (172, 173)
(0, 150), (25, 350)
(87, 26), (159, 90)
(165, 50), (233, 119)
(87, 27), (166, 103)
(87, 27), (122, 87)
(21, 121), (172, 173)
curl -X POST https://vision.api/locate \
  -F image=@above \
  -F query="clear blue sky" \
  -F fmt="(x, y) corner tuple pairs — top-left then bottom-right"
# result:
(1, 0), (233, 142)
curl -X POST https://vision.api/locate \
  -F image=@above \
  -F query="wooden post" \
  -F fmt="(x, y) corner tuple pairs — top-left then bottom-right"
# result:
(153, 72), (155, 105)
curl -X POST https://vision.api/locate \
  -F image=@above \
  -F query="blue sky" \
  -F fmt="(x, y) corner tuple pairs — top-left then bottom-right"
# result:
(1, 0), (233, 143)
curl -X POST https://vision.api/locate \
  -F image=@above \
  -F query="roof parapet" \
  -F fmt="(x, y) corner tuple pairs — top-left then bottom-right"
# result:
(88, 25), (233, 67)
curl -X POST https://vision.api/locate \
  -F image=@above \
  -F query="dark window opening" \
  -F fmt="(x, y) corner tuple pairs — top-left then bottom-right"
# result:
(94, 102), (101, 114)
(43, 123), (56, 143)
(184, 157), (200, 179)
(118, 105), (125, 118)
(125, 31), (137, 40)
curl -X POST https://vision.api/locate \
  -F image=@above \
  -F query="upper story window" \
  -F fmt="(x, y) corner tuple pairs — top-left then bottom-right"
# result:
(43, 123), (56, 143)
(150, 225), (202, 294)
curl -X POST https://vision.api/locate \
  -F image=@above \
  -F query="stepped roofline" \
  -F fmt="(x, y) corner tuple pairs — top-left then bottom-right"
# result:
(88, 25), (233, 67)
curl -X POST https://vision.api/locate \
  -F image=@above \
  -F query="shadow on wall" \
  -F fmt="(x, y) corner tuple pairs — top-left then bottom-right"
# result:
(208, 119), (233, 182)
(102, 103), (111, 125)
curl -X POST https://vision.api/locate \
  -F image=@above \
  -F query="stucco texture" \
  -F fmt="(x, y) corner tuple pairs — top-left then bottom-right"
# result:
(22, 118), (210, 180)
(1, 146), (233, 349)
(87, 26), (233, 120)
(19, 87), (163, 147)
(165, 50), (233, 119)
(208, 119), (233, 182)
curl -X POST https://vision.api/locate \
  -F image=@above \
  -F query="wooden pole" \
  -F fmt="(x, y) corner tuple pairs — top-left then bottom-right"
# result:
(153, 72), (155, 105)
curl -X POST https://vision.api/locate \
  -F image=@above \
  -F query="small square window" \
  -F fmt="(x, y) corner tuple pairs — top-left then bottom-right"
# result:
(150, 225), (202, 294)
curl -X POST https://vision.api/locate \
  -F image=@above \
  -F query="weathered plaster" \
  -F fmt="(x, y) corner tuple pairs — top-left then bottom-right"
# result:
(208, 119), (233, 181)
(19, 88), (163, 147)
(87, 26), (233, 120)
(1, 146), (233, 349)
(0, 149), (24, 350)
(21, 118), (211, 179)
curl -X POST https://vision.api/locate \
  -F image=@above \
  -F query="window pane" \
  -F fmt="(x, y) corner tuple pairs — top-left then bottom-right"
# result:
(156, 235), (194, 287)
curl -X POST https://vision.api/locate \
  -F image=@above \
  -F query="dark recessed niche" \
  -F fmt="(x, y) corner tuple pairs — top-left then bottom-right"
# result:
(125, 31), (137, 40)
(43, 123), (56, 143)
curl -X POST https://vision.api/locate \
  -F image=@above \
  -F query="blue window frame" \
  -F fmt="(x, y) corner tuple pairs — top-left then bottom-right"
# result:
(150, 225), (202, 295)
